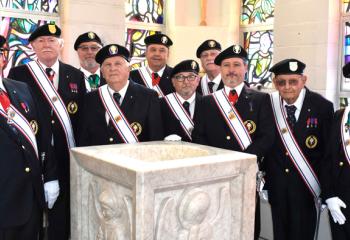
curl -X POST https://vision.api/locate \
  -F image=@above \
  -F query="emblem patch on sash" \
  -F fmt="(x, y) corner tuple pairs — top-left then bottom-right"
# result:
(30, 120), (39, 134)
(345, 139), (350, 146)
(305, 135), (318, 149)
(281, 128), (287, 134)
(52, 96), (58, 102)
(228, 110), (235, 120)
(67, 101), (78, 114)
(244, 120), (256, 134)
(114, 115), (121, 122)
(131, 122), (142, 135)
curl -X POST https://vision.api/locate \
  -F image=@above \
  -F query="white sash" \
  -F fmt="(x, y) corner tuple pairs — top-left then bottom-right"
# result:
(138, 67), (165, 98)
(341, 106), (350, 166)
(98, 85), (139, 143)
(212, 89), (252, 150)
(270, 92), (320, 199)
(0, 104), (38, 158)
(164, 93), (194, 140)
(26, 61), (76, 148)
(200, 75), (211, 95)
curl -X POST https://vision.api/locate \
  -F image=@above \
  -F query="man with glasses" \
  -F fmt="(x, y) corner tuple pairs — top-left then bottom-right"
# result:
(74, 32), (106, 92)
(196, 39), (223, 95)
(266, 58), (334, 240)
(8, 24), (86, 240)
(161, 60), (202, 142)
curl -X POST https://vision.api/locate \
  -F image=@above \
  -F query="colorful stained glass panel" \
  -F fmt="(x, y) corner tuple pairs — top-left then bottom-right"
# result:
(342, 22), (350, 91)
(125, 0), (163, 24)
(344, 0), (350, 13)
(244, 30), (274, 86)
(241, 0), (275, 25)
(0, 0), (59, 13)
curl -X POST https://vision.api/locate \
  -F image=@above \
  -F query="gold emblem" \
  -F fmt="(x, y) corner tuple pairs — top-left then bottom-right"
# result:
(305, 135), (318, 149)
(244, 120), (256, 134)
(131, 122), (142, 136)
(52, 96), (57, 102)
(30, 120), (39, 135)
(114, 115), (121, 122)
(191, 61), (197, 70)
(109, 45), (118, 55)
(88, 32), (95, 39)
(345, 139), (350, 146)
(67, 101), (78, 114)
(289, 62), (298, 72)
(208, 40), (216, 48)
(232, 45), (241, 54)
(281, 128), (287, 134)
(48, 24), (56, 34)
(161, 36), (168, 44)
(228, 111), (235, 120)
(7, 109), (15, 119)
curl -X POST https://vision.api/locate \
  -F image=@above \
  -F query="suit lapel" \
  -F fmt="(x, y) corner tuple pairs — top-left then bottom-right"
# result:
(120, 81), (136, 118)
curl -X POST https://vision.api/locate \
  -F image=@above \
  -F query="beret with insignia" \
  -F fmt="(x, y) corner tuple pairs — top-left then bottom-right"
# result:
(170, 59), (200, 78)
(29, 23), (61, 42)
(269, 58), (306, 75)
(0, 35), (5, 49)
(196, 39), (221, 58)
(74, 31), (103, 50)
(214, 44), (248, 65)
(145, 33), (173, 47)
(343, 62), (350, 78)
(95, 44), (130, 64)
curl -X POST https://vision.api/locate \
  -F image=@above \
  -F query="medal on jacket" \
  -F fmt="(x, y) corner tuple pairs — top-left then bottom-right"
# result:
(20, 101), (29, 113)
(69, 83), (78, 93)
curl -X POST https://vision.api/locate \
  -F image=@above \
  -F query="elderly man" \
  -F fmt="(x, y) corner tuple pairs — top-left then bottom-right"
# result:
(8, 24), (86, 240)
(196, 39), (223, 95)
(266, 59), (334, 240)
(79, 44), (163, 146)
(130, 33), (174, 97)
(74, 31), (106, 92)
(161, 59), (202, 142)
(0, 35), (58, 240)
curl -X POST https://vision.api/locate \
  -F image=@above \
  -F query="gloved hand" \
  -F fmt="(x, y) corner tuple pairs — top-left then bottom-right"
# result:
(326, 197), (347, 225)
(44, 180), (60, 209)
(164, 134), (182, 141)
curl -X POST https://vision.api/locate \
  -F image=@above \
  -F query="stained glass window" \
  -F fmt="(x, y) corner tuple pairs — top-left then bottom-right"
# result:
(0, 0), (59, 13)
(344, 0), (350, 13)
(341, 22), (350, 92)
(125, 0), (163, 24)
(241, 0), (275, 25)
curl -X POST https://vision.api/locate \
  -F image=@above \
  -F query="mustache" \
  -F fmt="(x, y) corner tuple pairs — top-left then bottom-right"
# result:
(226, 72), (237, 77)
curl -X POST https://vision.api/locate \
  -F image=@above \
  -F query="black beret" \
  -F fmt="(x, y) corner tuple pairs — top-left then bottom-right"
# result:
(95, 44), (130, 64)
(214, 44), (248, 65)
(269, 58), (306, 75)
(0, 35), (5, 49)
(343, 62), (350, 78)
(145, 33), (173, 47)
(74, 32), (103, 50)
(170, 60), (200, 78)
(196, 39), (221, 58)
(29, 23), (61, 42)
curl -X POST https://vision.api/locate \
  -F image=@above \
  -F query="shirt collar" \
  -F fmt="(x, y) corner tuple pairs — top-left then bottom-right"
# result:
(107, 80), (129, 99)
(176, 92), (196, 105)
(0, 76), (5, 92)
(224, 81), (245, 97)
(80, 67), (100, 78)
(204, 73), (221, 85)
(283, 88), (306, 110)
(39, 60), (59, 74)
(147, 65), (166, 77)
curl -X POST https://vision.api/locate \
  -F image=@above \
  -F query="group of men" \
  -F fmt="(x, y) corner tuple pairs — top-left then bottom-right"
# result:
(1, 22), (350, 240)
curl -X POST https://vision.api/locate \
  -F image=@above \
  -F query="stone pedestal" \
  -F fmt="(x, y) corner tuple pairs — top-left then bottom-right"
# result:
(70, 141), (257, 240)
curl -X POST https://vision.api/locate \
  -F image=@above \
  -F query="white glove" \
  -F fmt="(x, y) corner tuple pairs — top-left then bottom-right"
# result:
(326, 197), (347, 225)
(44, 180), (60, 209)
(164, 134), (182, 141)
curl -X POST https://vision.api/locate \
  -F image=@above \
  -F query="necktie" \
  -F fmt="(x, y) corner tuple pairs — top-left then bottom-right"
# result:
(208, 81), (215, 93)
(0, 89), (10, 111)
(285, 105), (297, 129)
(152, 72), (160, 86)
(228, 89), (238, 105)
(183, 101), (190, 116)
(45, 68), (55, 83)
(113, 92), (121, 106)
(88, 74), (100, 89)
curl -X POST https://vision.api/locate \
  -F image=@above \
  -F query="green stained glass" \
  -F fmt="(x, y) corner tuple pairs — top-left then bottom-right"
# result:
(244, 30), (274, 86)
(125, 0), (163, 24)
(241, 0), (275, 25)
(0, 0), (59, 13)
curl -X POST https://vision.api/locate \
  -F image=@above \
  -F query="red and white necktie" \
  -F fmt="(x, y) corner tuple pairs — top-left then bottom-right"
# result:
(228, 89), (238, 105)
(152, 72), (160, 86)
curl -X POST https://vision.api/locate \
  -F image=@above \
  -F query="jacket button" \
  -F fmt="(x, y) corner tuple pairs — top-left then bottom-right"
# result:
(25, 167), (30, 172)
(109, 138), (113, 142)
(21, 145), (26, 150)
(285, 152), (289, 156)
(285, 168), (289, 173)
(339, 161), (344, 167)
(226, 136), (231, 140)
(51, 120), (55, 124)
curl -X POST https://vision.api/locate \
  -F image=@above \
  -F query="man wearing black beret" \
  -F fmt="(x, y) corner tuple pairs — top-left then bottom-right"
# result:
(78, 44), (163, 146)
(74, 31), (106, 92)
(129, 33), (174, 97)
(265, 58), (334, 240)
(8, 23), (86, 240)
(160, 59), (202, 142)
(196, 39), (223, 95)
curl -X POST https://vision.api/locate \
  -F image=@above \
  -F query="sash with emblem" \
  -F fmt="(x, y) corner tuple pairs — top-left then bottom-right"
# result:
(98, 85), (139, 143)
(26, 61), (76, 148)
(138, 66), (165, 98)
(0, 103), (38, 158)
(341, 106), (350, 166)
(270, 92), (320, 199)
(164, 93), (194, 140)
(212, 89), (252, 150)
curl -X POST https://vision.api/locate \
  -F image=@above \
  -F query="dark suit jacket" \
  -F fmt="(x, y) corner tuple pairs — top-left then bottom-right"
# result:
(78, 81), (164, 146)
(264, 89), (334, 204)
(192, 85), (275, 164)
(129, 65), (175, 95)
(0, 78), (56, 228)
(8, 61), (86, 187)
(161, 93), (202, 142)
(196, 77), (224, 95)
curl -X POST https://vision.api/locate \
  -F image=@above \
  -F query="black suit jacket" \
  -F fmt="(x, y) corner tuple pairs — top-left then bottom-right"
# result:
(0, 78), (56, 227)
(264, 89), (334, 204)
(8, 61), (86, 186)
(129, 65), (175, 95)
(192, 85), (275, 163)
(78, 81), (164, 146)
(160, 93), (202, 142)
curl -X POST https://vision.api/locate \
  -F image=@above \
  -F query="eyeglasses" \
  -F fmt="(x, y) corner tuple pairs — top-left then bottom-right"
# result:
(173, 74), (197, 82)
(78, 46), (101, 52)
(274, 79), (300, 87)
